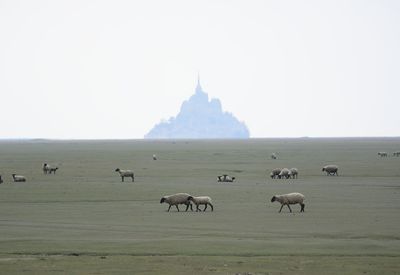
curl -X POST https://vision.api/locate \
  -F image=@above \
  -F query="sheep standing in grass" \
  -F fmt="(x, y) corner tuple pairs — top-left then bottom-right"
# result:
(188, 196), (214, 212)
(43, 163), (59, 174)
(270, 168), (282, 179)
(322, 165), (339, 176)
(115, 168), (134, 182)
(271, 153), (277, 160)
(12, 174), (26, 182)
(278, 168), (291, 179)
(393, 151), (400, 157)
(153, 154), (157, 160)
(271, 193), (305, 213)
(378, 152), (388, 157)
(160, 193), (193, 212)
(290, 168), (298, 179)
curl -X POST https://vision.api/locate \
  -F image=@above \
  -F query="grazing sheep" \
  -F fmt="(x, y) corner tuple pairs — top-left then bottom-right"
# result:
(43, 163), (59, 174)
(160, 193), (193, 212)
(278, 168), (291, 179)
(153, 154), (157, 160)
(12, 174), (26, 182)
(393, 151), (400, 157)
(217, 174), (235, 182)
(322, 165), (339, 176)
(0, 175), (3, 184)
(188, 196), (214, 212)
(115, 168), (134, 182)
(271, 153), (277, 159)
(270, 168), (282, 179)
(290, 168), (299, 179)
(378, 152), (388, 157)
(271, 192), (305, 213)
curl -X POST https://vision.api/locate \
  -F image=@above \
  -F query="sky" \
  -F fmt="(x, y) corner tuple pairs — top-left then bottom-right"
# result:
(0, 0), (399, 139)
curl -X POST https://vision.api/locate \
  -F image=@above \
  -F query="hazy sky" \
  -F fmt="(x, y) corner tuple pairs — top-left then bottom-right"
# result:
(0, 0), (399, 139)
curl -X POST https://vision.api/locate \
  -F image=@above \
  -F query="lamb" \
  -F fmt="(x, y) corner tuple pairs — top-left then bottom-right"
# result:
(12, 174), (26, 182)
(187, 196), (214, 212)
(290, 168), (298, 179)
(278, 168), (291, 179)
(378, 152), (388, 157)
(271, 153), (277, 160)
(217, 174), (235, 182)
(270, 168), (282, 179)
(392, 151), (400, 157)
(43, 163), (59, 174)
(115, 168), (134, 182)
(271, 192), (305, 213)
(322, 165), (339, 176)
(160, 193), (193, 212)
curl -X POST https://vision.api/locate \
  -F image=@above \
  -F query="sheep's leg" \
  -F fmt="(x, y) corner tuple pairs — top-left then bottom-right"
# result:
(131, 176), (134, 182)
(279, 204), (284, 212)
(300, 203), (305, 212)
(176, 205), (180, 212)
(209, 203), (214, 211)
(185, 203), (190, 212)
(167, 205), (172, 212)
(287, 205), (292, 212)
(203, 204), (207, 211)
(121, 176), (124, 182)
(196, 205), (199, 212)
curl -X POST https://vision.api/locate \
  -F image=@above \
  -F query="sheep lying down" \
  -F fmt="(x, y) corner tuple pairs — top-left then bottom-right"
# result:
(271, 192), (305, 213)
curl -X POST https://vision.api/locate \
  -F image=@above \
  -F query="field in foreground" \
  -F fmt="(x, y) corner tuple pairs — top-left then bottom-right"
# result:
(0, 138), (399, 274)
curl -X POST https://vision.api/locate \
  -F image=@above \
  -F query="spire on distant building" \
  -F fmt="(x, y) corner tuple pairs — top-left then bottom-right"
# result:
(195, 73), (203, 94)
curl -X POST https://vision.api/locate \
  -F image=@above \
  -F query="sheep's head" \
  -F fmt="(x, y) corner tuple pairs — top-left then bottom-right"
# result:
(322, 167), (325, 171)
(232, 177), (236, 181)
(271, 196), (277, 202)
(160, 197), (166, 204)
(115, 168), (120, 172)
(187, 196), (194, 202)
(270, 173), (274, 178)
(12, 174), (16, 177)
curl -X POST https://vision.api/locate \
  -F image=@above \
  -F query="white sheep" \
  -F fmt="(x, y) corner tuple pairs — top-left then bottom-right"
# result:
(290, 168), (298, 179)
(271, 153), (277, 160)
(43, 163), (59, 174)
(160, 193), (193, 212)
(278, 168), (291, 179)
(378, 152), (388, 157)
(12, 174), (26, 182)
(271, 192), (305, 213)
(270, 168), (282, 179)
(153, 154), (157, 160)
(217, 174), (235, 182)
(115, 168), (134, 182)
(187, 196), (214, 212)
(322, 165), (339, 176)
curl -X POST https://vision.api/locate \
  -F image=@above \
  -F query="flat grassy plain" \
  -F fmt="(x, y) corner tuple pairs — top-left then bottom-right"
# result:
(0, 138), (399, 274)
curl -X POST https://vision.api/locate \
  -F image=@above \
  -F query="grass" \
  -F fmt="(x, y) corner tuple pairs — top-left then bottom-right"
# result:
(0, 138), (399, 274)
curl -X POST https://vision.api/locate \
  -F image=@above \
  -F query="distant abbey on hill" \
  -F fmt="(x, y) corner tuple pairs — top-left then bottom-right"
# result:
(145, 78), (250, 139)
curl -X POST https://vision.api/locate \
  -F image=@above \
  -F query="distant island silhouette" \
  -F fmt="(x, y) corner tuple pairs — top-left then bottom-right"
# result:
(145, 78), (250, 139)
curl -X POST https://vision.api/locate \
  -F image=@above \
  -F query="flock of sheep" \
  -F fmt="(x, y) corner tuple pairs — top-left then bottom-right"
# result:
(0, 149), (397, 214)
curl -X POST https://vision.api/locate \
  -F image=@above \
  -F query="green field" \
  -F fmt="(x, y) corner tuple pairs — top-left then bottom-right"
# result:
(0, 138), (399, 274)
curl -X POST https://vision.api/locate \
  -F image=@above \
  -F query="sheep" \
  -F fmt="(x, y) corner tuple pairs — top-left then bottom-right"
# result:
(12, 174), (26, 182)
(392, 151), (400, 157)
(43, 163), (59, 174)
(0, 175), (3, 184)
(217, 174), (235, 182)
(271, 153), (277, 160)
(278, 168), (291, 179)
(378, 152), (388, 157)
(290, 168), (298, 179)
(322, 165), (339, 176)
(153, 154), (157, 160)
(160, 193), (193, 212)
(270, 168), (282, 179)
(187, 196), (214, 212)
(271, 192), (305, 213)
(115, 168), (134, 182)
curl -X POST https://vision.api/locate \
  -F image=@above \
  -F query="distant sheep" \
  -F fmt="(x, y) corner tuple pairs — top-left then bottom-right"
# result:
(278, 168), (291, 179)
(290, 168), (298, 179)
(378, 152), (388, 157)
(160, 193), (193, 212)
(12, 174), (26, 182)
(270, 168), (282, 179)
(271, 153), (277, 160)
(322, 165), (339, 176)
(393, 151), (400, 157)
(43, 163), (59, 174)
(153, 154), (157, 160)
(188, 196), (214, 212)
(115, 168), (134, 182)
(217, 174), (235, 182)
(271, 192), (305, 213)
